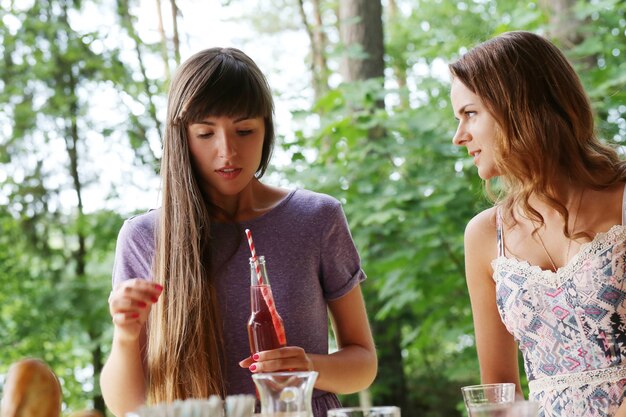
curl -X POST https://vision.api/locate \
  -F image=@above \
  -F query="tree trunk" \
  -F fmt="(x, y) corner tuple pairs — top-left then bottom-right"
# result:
(155, 0), (170, 80)
(364, 282), (409, 413)
(338, 0), (409, 410)
(91, 331), (105, 412)
(117, 0), (163, 153)
(60, 4), (103, 410)
(537, 0), (596, 69)
(297, 0), (329, 102)
(538, 0), (583, 48)
(170, 0), (180, 65)
(387, 0), (409, 110)
(339, 0), (385, 138)
(339, 0), (384, 82)
(311, 0), (328, 95)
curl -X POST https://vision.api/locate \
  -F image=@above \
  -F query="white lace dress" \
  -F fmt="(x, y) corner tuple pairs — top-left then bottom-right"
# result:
(493, 201), (626, 416)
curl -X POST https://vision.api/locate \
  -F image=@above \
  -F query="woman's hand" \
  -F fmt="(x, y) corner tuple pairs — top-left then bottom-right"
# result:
(239, 346), (314, 373)
(239, 285), (376, 394)
(108, 279), (163, 343)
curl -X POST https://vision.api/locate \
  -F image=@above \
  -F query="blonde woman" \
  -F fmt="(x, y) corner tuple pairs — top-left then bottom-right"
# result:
(100, 48), (377, 417)
(450, 31), (626, 416)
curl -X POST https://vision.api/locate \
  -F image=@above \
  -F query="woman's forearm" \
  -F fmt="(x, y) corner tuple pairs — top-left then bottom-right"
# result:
(309, 344), (377, 394)
(100, 336), (147, 417)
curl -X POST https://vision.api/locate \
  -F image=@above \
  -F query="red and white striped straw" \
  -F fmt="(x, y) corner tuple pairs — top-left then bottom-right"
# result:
(245, 229), (263, 284)
(243, 228), (286, 345)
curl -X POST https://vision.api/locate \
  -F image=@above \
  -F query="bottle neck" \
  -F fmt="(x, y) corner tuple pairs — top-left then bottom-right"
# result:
(249, 256), (270, 286)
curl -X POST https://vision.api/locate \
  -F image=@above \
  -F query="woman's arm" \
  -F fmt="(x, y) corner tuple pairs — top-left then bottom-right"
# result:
(313, 284), (377, 393)
(464, 210), (522, 395)
(615, 402), (626, 417)
(242, 284), (377, 394)
(100, 279), (162, 417)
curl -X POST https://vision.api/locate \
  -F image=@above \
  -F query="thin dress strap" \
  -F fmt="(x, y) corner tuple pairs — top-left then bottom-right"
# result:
(496, 206), (505, 257)
(622, 183), (626, 225)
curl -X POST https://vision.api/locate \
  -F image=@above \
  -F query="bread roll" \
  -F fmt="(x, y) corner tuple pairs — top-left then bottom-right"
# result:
(67, 410), (103, 417)
(1, 358), (62, 417)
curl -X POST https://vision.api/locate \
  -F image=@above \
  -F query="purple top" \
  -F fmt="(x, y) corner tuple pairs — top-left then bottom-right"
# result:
(111, 188), (366, 416)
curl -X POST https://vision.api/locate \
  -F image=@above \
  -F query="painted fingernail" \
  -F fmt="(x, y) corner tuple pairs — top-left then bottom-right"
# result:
(252, 353), (260, 361)
(249, 364), (257, 372)
(151, 296), (159, 303)
(137, 301), (147, 308)
(154, 284), (163, 291)
(131, 313), (140, 318)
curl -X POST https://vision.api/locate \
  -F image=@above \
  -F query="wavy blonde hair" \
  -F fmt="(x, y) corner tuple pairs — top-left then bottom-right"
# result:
(147, 47), (275, 403)
(449, 31), (626, 236)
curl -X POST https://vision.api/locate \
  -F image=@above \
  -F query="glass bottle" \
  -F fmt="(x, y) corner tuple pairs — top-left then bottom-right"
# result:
(247, 256), (287, 354)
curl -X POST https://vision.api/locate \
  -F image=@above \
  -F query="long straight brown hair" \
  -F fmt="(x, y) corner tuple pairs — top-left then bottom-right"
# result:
(449, 31), (626, 235)
(147, 47), (275, 403)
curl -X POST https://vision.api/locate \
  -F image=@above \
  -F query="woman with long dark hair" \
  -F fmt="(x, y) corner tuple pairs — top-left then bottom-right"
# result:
(101, 47), (377, 417)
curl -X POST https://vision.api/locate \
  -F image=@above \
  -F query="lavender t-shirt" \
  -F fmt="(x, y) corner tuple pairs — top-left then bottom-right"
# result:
(111, 188), (366, 414)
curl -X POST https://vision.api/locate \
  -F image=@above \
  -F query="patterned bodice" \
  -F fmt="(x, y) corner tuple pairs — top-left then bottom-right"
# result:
(494, 226), (626, 382)
(493, 193), (626, 396)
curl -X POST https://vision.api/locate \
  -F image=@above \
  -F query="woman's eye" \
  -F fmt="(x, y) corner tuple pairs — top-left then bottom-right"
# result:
(197, 132), (214, 139)
(465, 111), (476, 118)
(238, 129), (253, 136)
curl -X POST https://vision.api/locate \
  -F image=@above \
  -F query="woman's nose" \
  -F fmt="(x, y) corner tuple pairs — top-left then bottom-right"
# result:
(452, 124), (469, 146)
(216, 132), (237, 158)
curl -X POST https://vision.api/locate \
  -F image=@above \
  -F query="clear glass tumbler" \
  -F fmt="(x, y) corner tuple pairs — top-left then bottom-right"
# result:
(461, 383), (516, 416)
(505, 401), (540, 417)
(327, 406), (401, 417)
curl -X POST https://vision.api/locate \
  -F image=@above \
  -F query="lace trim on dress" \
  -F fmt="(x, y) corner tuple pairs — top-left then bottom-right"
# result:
(528, 363), (626, 393)
(491, 225), (626, 287)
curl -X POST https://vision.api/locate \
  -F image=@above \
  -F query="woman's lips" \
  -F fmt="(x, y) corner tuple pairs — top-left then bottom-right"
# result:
(216, 168), (242, 179)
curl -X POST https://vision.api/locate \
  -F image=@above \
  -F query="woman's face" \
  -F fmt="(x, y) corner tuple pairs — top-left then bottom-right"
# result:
(450, 78), (501, 180)
(187, 115), (265, 201)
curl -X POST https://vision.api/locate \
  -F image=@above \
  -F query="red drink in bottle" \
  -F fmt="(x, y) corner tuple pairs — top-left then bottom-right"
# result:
(247, 256), (287, 354)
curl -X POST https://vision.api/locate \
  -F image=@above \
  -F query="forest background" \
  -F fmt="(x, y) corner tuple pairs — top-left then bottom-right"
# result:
(0, 0), (625, 416)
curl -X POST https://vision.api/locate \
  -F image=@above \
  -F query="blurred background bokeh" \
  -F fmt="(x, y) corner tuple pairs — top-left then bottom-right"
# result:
(0, 0), (624, 415)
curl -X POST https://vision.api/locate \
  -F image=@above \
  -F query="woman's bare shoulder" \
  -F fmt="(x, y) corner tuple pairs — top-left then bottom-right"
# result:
(465, 206), (498, 242)
(464, 206), (500, 278)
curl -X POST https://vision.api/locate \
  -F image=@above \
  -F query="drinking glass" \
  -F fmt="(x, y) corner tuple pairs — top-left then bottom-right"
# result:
(252, 371), (317, 417)
(327, 406), (401, 417)
(461, 383), (516, 416)
(506, 401), (540, 417)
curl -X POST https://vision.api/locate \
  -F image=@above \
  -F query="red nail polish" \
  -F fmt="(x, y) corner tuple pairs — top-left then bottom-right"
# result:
(252, 353), (260, 361)
(131, 312), (140, 318)
(249, 364), (257, 372)
(151, 296), (159, 303)
(138, 301), (147, 308)
(154, 284), (163, 291)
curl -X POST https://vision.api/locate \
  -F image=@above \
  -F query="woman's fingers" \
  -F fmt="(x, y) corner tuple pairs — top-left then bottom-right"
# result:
(111, 311), (140, 325)
(249, 357), (311, 373)
(239, 356), (254, 368)
(118, 278), (162, 302)
(254, 346), (305, 360)
(109, 279), (162, 316)
(108, 280), (163, 343)
(110, 297), (147, 311)
(246, 346), (313, 373)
